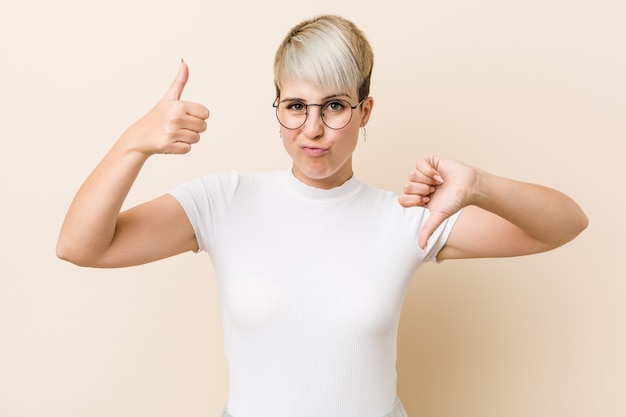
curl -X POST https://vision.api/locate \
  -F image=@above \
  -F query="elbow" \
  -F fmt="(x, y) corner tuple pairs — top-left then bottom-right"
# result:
(56, 235), (70, 262)
(558, 206), (589, 247)
(570, 201), (589, 238)
(574, 209), (589, 238)
(539, 206), (589, 251)
(579, 211), (589, 233)
(56, 238), (82, 266)
(56, 237), (98, 267)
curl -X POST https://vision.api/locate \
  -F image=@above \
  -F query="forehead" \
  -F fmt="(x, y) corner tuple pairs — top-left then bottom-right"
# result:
(279, 78), (356, 101)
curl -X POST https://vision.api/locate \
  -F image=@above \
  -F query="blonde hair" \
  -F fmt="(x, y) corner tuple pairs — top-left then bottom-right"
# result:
(274, 15), (374, 101)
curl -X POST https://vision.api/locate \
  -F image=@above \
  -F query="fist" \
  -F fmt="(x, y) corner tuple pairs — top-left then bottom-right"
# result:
(399, 156), (477, 249)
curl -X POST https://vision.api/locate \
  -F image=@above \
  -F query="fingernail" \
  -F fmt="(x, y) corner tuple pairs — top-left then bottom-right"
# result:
(434, 175), (444, 183)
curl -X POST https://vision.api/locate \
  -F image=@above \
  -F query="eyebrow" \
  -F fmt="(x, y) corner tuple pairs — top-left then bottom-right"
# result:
(281, 93), (353, 102)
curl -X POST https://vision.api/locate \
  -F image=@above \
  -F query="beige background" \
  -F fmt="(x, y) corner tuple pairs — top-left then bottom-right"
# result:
(1, 0), (624, 416)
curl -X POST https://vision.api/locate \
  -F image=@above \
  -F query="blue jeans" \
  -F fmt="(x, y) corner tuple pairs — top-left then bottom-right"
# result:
(221, 397), (408, 417)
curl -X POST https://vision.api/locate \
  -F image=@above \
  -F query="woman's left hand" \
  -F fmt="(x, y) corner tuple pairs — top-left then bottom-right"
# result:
(398, 156), (478, 249)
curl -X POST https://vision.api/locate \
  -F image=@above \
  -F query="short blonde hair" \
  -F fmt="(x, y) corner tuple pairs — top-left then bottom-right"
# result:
(274, 15), (374, 101)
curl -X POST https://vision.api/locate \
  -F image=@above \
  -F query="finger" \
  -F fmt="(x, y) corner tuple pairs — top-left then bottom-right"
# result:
(174, 129), (202, 145)
(167, 141), (194, 155)
(413, 158), (444, 184)
(186, 117), (208, 134)
(163, 131), (200, 154)
(418, 211), (449, 250)
(403, 181), (435, 196)
(173, 113), (207, 134)
(185, 102), (210, 120)
(398, 193), (430, 208)
(407, 168), (442, 187)
(165, 59), (189, 101)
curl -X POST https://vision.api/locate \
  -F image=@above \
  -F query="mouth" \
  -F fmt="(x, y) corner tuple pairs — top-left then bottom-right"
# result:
(300, 144), (329, 157)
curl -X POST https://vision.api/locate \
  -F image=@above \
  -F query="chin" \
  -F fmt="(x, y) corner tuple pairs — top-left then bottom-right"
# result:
(302, 163), (339, 179)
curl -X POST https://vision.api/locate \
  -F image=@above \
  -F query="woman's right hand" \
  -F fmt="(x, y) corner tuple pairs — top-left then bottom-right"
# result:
(121, 60), (210, 156)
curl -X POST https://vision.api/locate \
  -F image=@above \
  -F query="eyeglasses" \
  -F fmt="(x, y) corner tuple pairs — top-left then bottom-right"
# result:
(273, 98), (364, 130)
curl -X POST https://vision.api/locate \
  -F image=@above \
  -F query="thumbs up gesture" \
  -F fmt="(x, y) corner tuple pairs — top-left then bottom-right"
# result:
(122, 60), (210, 155)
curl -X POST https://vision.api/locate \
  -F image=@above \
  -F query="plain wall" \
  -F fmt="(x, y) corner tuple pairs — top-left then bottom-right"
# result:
(1, 0), (624, 416)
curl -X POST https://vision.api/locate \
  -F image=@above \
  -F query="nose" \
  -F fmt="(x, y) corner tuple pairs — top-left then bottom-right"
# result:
(302, 105), (324, 139)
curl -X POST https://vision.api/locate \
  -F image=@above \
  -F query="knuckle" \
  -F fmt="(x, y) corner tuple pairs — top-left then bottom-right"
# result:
(171, 113), (185, 125)
(163, 120), (178, 133)
(172, 100), (186, 112)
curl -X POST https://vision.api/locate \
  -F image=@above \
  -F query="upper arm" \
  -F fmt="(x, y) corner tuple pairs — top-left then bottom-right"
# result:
(436, 205), (557, 261)
(94, 194), (198, 268)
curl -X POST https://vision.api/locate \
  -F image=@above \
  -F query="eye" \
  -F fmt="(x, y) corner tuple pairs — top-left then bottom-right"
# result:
(324, 100), (347, 112)
(285, 101), (306, 112)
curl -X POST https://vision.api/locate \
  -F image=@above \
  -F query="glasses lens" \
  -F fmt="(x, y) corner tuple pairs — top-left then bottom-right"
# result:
(321, 100), (352, 129)
(276, 101), (306, 129)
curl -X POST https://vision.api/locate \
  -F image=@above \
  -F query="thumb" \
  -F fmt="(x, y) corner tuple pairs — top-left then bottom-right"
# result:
(417, 211), (448, 251)
(165, 59), (189, 101)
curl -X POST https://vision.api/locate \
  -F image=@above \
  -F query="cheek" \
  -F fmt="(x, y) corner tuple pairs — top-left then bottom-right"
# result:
(280, 130), (299, 154)
(281, 129), (293, 140)
(340, 127), (360, 150)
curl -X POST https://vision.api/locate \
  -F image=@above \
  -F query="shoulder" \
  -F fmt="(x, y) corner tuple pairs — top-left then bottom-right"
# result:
(357, 180), (425, 216)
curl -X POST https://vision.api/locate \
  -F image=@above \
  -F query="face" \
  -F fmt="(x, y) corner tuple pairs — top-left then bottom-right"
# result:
(278, 79), (373, 189)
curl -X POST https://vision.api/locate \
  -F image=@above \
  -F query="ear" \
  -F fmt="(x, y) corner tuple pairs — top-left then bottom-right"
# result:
(359, 96), (374, 127)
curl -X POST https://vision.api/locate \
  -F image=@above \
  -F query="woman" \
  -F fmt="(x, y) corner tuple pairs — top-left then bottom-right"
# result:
(57, 14), (587, 417)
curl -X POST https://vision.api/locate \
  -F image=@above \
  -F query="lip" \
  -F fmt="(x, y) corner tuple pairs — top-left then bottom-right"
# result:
(299, 144), (329, 157)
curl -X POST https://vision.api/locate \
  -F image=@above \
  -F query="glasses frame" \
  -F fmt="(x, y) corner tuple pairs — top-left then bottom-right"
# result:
(272, 98), (365, 130)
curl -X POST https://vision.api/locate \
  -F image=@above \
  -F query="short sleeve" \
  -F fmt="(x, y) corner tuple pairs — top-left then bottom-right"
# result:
(405, 207), (462, 263)
(167, 170), (240, 252)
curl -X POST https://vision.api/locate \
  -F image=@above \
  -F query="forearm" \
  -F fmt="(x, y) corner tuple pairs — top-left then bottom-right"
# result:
(470, 170), (588, 246)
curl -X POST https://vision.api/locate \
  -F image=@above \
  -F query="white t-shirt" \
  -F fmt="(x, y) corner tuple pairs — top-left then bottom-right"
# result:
(169, 170), (460, 417)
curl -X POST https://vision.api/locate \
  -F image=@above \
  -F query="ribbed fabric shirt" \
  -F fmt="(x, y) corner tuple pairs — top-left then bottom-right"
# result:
(169, 170), (460, 417)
